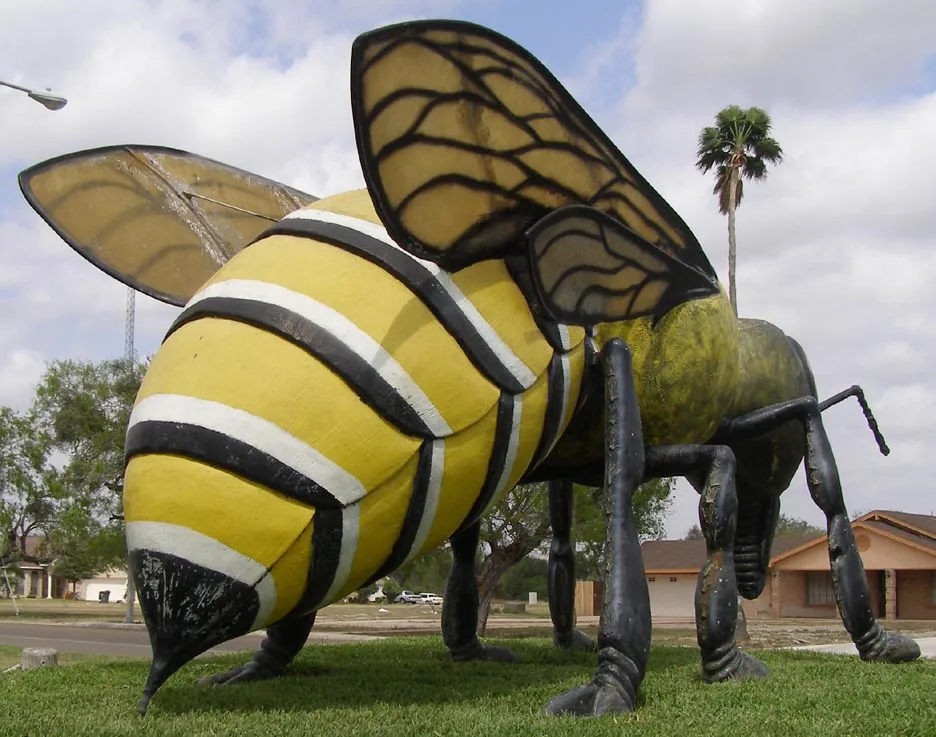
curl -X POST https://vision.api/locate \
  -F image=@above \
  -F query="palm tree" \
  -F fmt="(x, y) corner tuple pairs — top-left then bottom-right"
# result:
(696, 106), (783, 315)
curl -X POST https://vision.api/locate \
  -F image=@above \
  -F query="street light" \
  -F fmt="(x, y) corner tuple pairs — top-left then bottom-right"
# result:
(0, 79), (67, 110)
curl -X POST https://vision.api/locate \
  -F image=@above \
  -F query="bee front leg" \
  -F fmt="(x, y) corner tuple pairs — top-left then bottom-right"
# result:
(646, 445), (770, 683)
(548, 478), (595, 652)
(715, 397), (920, 663)
(200, 612), (316, 686)
(442, 520), (518, 663)
(800, 402), (920, 662)
(543, 338), (648, 717)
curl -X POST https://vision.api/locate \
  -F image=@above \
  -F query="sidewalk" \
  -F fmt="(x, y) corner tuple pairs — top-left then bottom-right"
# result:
(792, 636), (936, 658)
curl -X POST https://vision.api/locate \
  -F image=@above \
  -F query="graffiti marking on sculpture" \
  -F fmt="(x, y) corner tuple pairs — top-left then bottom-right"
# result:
(18, 19), (919, 718)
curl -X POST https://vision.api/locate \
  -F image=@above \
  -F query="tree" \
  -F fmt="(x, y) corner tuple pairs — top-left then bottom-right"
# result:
(476, 477), (674, 633)
(696, 105), (783, 315)
(683, 514), (823, 542)
(575, 478), (674, 581)
(775, 514), (823, 537)
(683, 523), (703, 541)
(393, 545), (453, 594)
(29, 358), (146, 579)
(0, 407), (59, 564)
(476, 481), (552, 632)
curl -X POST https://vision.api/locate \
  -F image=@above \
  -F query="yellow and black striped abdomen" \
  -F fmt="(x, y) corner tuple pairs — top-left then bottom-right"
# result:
(123, 189), (586, 631)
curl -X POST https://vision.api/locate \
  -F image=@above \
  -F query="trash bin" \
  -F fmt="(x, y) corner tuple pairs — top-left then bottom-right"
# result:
(98, 590), (111, 603)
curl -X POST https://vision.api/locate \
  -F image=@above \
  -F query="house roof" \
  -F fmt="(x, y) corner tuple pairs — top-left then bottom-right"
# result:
(642, 533), (821, 573)
(644, 510), (936, 572)
(860, 520), (936, 555)
(859, 510), (936, 540)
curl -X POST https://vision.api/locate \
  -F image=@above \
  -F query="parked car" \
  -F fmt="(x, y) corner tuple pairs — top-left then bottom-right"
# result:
(417, 593), (443, 605)
(394, 590), (421, 604)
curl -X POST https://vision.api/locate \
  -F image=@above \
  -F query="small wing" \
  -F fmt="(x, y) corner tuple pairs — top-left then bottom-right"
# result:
(351, 19), (716, 280)
(19, 145), (318, 306)
(527, 205), (720, 326)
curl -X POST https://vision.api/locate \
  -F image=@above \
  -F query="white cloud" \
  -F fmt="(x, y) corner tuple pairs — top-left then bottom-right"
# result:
(604, 0), (936, 536)
(2, 0), (935, 541)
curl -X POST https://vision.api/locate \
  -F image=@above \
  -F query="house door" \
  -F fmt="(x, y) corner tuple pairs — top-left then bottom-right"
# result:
(875, 571), (886, 618)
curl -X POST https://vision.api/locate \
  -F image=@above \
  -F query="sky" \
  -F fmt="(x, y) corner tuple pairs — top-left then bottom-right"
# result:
(2, 0), (935, 540)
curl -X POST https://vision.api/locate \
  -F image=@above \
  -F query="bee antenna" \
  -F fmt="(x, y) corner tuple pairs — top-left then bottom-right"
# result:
(819, 385), (890, 456)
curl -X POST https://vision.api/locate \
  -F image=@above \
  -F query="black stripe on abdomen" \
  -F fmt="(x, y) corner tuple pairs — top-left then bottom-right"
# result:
(260, 218), (525, 394)
(528, 354), (566, 472)
(165, 297), (433, 439)
(293, 507), (344, 615)
(457, 392), (516, 531)
(366, 440), (434, 584)
(125, 421), (344, 509)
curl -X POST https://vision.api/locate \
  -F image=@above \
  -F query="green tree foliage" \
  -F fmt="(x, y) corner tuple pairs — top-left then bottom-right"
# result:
(0, 407), (58, 564)
(28, 358), (146, 578)
(683, 513), (824, 541)
(696, 105), (783, 315)
(574, 478), (674, 582)
(393, 545), (453, 594)
(474, 478), (674, 632)
(683, 523), (703, 541)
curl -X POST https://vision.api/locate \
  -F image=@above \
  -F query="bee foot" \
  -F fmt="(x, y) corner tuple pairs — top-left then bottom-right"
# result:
(553, 628), (596, 653)
(543, 646), (638, 717)
(702, 647), (770, 683)
(859, 630), (920, 663)
(199, 660), (283, 686)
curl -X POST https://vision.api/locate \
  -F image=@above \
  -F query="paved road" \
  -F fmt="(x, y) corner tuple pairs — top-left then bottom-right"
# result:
(0, 621), (379, 659)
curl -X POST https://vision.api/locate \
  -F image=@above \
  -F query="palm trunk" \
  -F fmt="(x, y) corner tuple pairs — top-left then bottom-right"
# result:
(726, 166), (739, 316)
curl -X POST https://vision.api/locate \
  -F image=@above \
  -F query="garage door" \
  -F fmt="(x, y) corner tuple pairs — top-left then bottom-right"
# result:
(648, 575), (696, 618)
(85, 582), (126, 603)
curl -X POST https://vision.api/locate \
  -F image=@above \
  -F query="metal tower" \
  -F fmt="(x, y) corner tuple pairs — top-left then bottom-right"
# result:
(124, 286), (135, 361)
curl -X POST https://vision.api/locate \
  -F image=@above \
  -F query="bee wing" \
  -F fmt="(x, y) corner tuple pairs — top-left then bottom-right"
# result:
(527, 205), (720, 326)
(351, 20), (716, 280)
(18, 145), (318, 306)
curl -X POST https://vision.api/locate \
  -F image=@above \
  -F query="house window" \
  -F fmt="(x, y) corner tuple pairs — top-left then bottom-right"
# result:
(669, 577), (678, 583)
(806, 571), (835, 605)
(647, 576), (656, 582)
(931, 573), (936, 606)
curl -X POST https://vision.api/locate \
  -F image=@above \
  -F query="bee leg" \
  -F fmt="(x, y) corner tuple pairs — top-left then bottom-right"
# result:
(442, 520), (518, 663)
(800, 403), (920, 662)
(548, 478), (595, 652)
(543, 338), (648, 717)
(646, 445), (770, 683)
(200, 612), (316, 686)
(715, 398), (920, 663)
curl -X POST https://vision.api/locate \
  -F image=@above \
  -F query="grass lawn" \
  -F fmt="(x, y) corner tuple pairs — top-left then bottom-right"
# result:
(0, 646), (110, 670)
(1, 637), (934, 737)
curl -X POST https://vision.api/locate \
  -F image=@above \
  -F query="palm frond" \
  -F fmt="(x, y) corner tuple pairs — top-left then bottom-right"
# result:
(698, 104), (781, 211)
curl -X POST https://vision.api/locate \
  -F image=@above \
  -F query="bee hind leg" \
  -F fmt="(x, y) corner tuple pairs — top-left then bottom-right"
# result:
(646, 444), (769, 683)
(200, 612), (316, 686)
(543, 338), (648, 717)
(548, 478), (595, 652)
(441, 520), (518, 663)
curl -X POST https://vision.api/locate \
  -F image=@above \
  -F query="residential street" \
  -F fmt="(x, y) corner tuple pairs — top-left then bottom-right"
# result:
(0, 620), (378, 659)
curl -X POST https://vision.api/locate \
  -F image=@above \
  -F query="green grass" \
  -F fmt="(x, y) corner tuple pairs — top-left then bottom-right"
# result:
(1, 638), (934, 736)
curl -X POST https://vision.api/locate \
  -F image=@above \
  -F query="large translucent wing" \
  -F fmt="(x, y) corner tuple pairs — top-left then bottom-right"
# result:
(527, 206), (720, 326)
(18, 145), (318, 306)
(351, 20), (716, 279)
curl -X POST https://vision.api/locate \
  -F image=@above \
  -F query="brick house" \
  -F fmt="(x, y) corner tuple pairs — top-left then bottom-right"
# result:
(586, 510), (936, 621)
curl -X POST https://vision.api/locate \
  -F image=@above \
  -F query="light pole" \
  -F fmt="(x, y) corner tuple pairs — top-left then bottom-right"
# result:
(0, 79), (67, 110)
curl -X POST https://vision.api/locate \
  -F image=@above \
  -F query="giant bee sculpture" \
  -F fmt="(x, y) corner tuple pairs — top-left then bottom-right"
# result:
(18, 19), (919, 718)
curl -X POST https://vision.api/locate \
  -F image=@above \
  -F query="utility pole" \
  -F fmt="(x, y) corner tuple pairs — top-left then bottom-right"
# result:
(123, 286), (136, 623)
